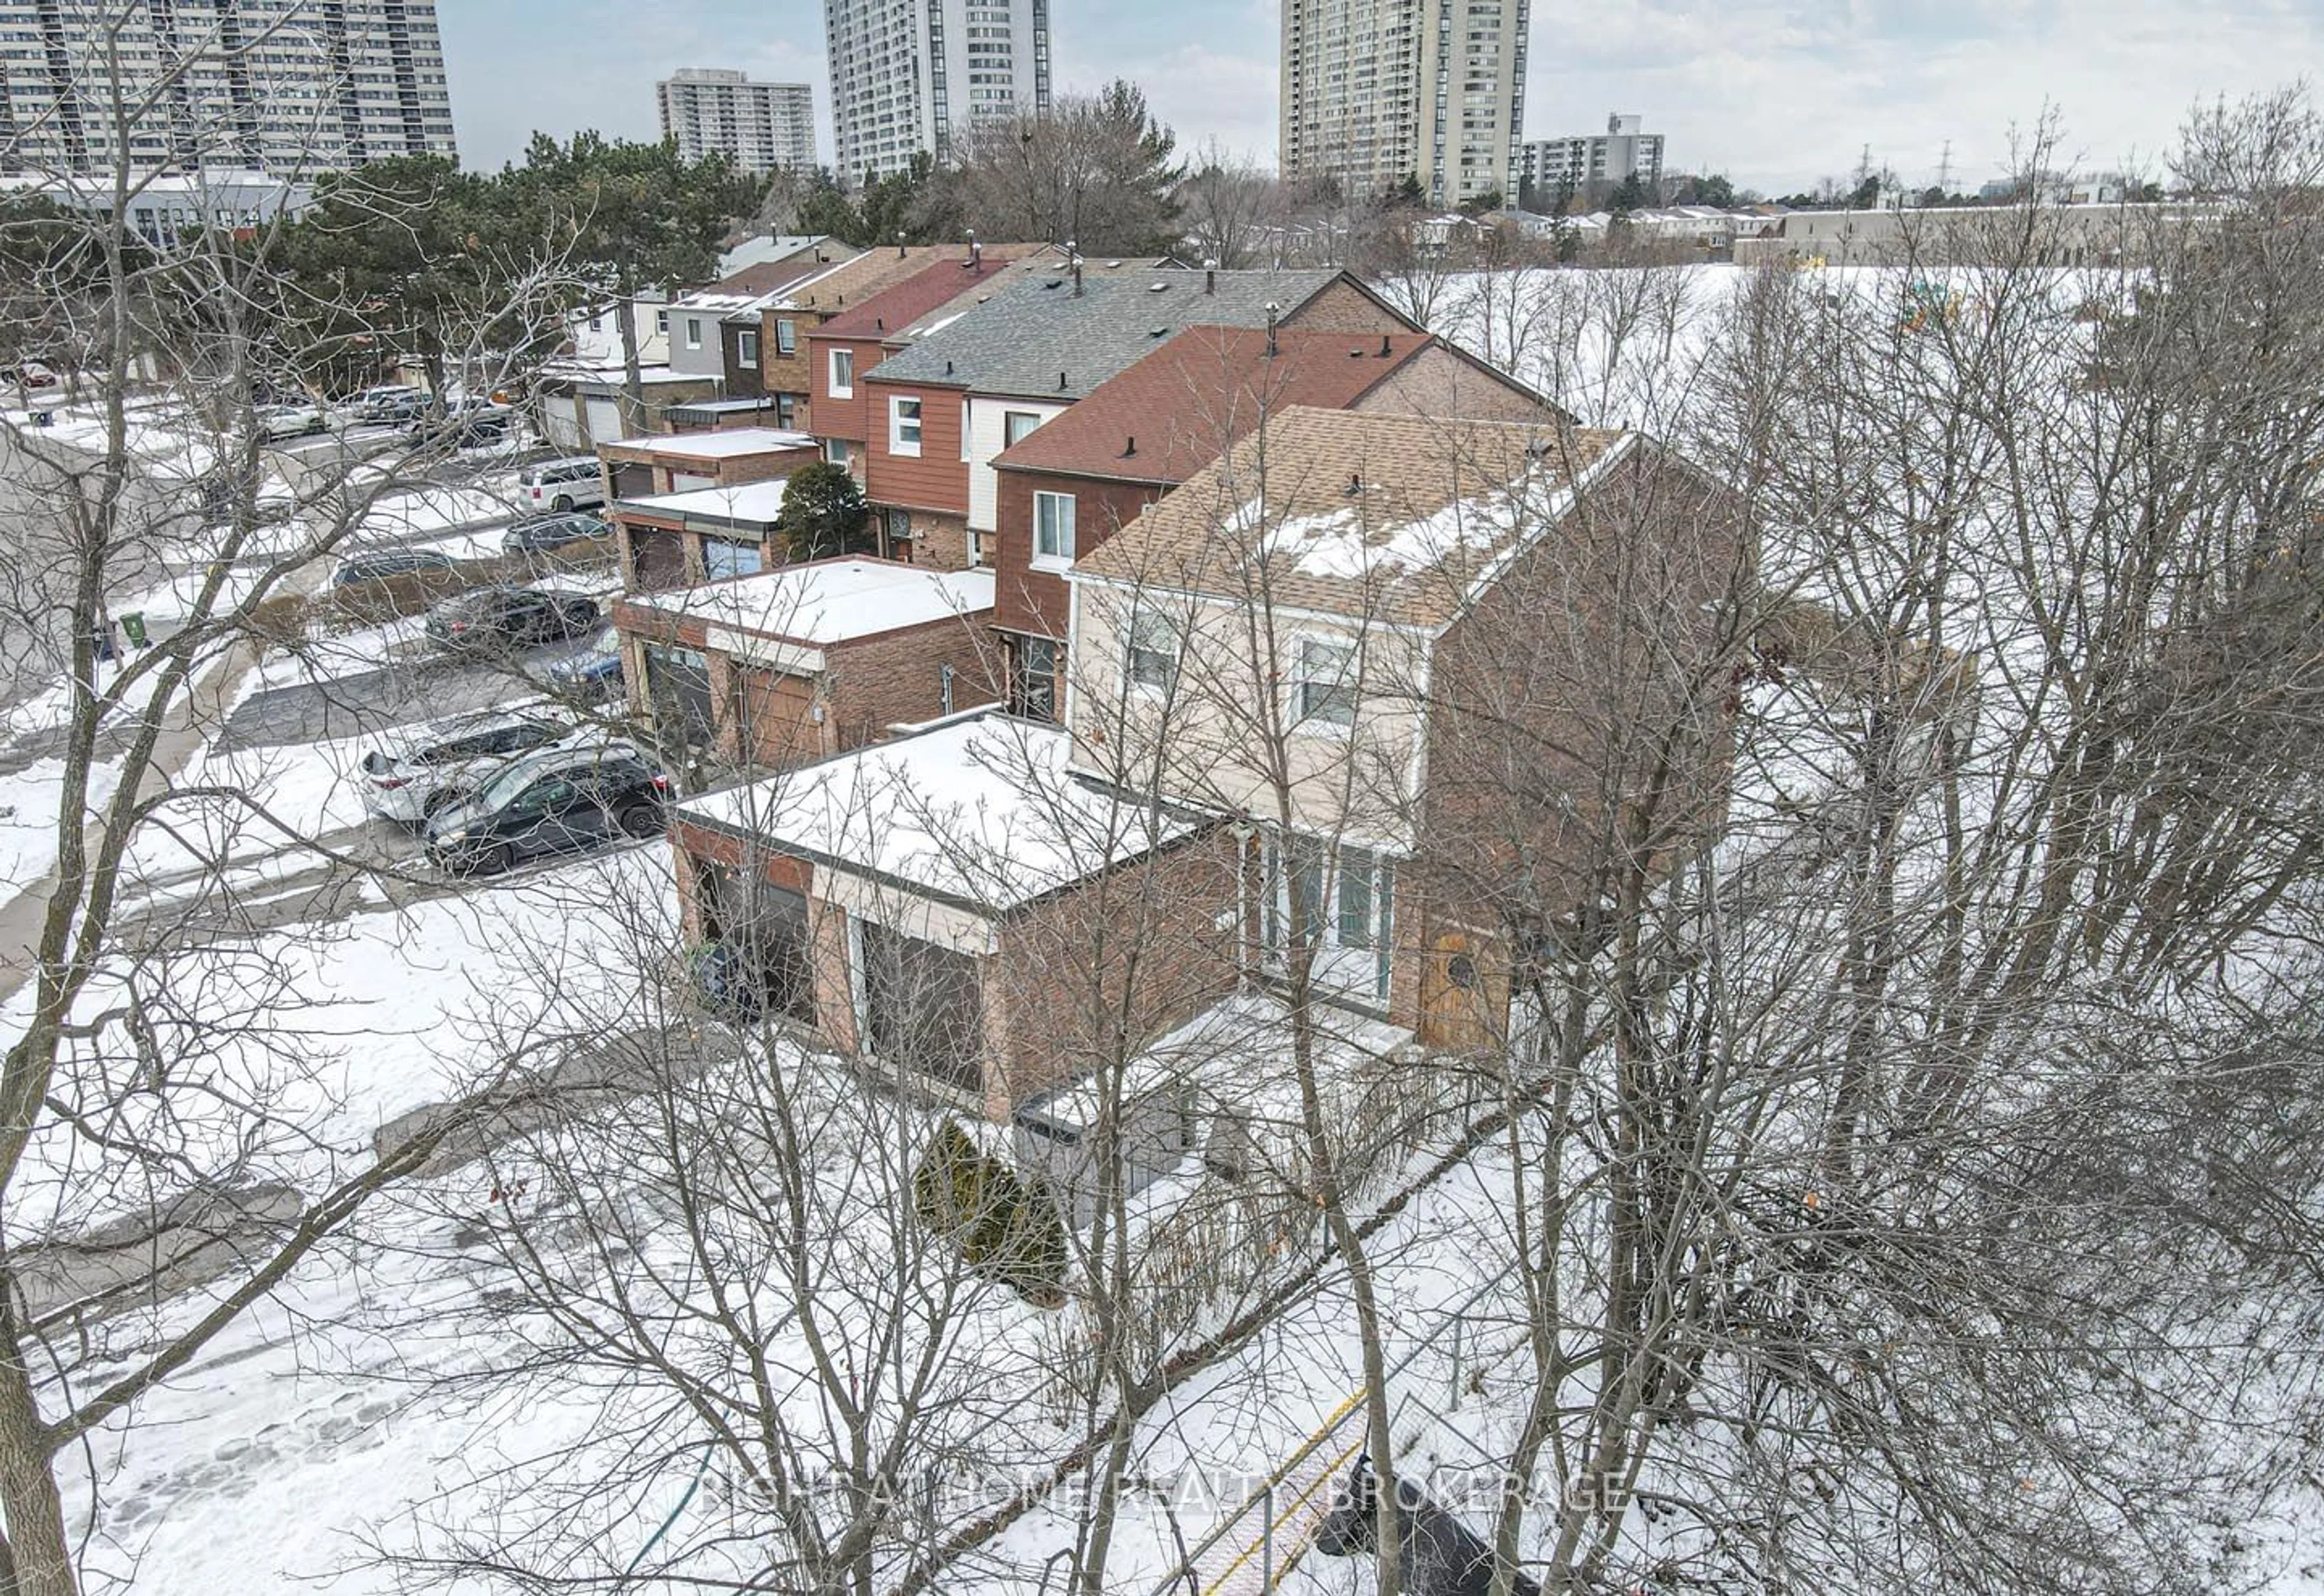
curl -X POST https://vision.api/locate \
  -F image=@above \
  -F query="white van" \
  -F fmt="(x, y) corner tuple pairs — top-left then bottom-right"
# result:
(518, 455), (607, 513)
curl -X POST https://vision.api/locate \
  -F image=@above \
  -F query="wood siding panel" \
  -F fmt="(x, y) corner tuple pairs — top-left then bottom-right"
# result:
(992, 467), (1160, 640)
(862, 377), (970, 515)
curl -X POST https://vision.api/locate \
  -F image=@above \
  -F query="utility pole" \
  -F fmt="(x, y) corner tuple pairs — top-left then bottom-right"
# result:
(1937, 139), (1954, 200)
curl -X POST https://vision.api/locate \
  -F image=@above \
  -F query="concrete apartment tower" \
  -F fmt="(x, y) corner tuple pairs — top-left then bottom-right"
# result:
(0, 0), (458, 176)
(658, 68), (818, 174)
(822, 0), (1051, 185)
(1517, 113), (1666, 203)
(1279, 0), (1529, 208)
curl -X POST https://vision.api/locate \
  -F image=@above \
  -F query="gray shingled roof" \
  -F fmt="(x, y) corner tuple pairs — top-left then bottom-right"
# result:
(868, 268), (1349, 401)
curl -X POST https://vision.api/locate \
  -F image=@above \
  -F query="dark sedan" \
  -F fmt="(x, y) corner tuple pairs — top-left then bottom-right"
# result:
(333, 548), (458, 586)
(503, 511), (609, 556)
(424, 746), (668, 876)
(547, 626), (624, 700)
(424, 585), (600, 653)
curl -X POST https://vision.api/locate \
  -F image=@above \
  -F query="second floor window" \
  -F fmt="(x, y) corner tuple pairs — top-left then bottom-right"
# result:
(655, 309), (669, 334)
(830, 348), (855, 396)
(1004, 410), (1041, 447)
(1295, 637), (1357, 727)
(890, 396), (923, 456)
(1033, 491), (1075, 565)
(776, 319), (797, 356)
(737, 330), (760, 369)
(685, 317), (703, 350)
(1126, 610), (1179, 695)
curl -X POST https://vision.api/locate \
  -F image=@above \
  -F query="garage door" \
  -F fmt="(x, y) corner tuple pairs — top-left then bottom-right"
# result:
(583, 396), (622, 446)
(859, 921), (983, 1094)
(735, 665), (820, 769)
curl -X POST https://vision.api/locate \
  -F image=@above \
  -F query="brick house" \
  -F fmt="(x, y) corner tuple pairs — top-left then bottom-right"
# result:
(614, 557), (1001, 772)
(855, 266), (1420, 574)
(1066, 406), (1751, 1049)
(753, 242), (1053, 438)
(666, 711), (1239, 1120)
(985, 323), (1560, 718)
(804, 249), (1070, 491)
(609, 479), (794, 591)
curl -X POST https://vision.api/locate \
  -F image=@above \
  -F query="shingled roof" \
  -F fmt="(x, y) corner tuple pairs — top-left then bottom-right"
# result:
(778, 241), (1054, 318)
(812, 250), (1059, 343)
(867, 268), (1370, 402)
(1071, 407), (1632, 631)
(990, 325), (1439, 486)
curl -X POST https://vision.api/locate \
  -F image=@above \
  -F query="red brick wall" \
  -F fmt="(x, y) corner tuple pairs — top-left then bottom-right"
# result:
(986, 829), (1241, 1115)
(1353, 344), (1552, 424)
(1417, 445), (1751, 936)
(863, 377), (970, 514)
(1283, 277), (1411, 334)
(824, 612), (1005, 749)
(991, 467), (1162, 640)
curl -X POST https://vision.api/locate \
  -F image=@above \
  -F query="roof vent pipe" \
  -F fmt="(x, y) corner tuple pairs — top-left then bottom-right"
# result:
(896, 231), (907, 259)
(1123, 434), (1137, 458)
(1058, 370), (1069, 390)
(1378, 334), (1393, 357)
(967, 226), (980, 271)
(1264, 301), (1281, 358)
(1204, 257), (1218, 294)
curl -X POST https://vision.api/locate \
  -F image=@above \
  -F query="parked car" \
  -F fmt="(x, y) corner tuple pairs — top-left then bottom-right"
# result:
(516, 456), (607, 514)
(254, 401), (327, 439)
(356, 709), (568, 826)
(423, 585), (600, 652)
(424, 744), (669, 876)
(546, 625), (624, 700)
(502, 511), (608, 556)
(347, 384), (423, 424)
(2, 362), (58, 390)
(332, 548), (457, 587)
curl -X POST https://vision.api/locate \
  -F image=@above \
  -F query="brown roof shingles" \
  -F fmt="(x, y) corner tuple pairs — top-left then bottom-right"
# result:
(989, 326), (1439, 486)
(1072, 407), (1630, 630)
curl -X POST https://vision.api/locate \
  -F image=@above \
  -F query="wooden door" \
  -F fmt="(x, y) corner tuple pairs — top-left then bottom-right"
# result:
(1418, 928), (1503, 1053)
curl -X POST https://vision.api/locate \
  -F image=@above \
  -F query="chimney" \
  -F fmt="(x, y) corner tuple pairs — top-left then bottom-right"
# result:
(1204, 257), (1218, 294)
(1264, 301), (1281, 358)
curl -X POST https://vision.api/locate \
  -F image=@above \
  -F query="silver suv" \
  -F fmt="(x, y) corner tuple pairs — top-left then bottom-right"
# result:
(357, 710), (568, 826)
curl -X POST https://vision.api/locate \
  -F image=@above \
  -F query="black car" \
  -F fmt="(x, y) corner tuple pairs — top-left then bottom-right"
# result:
(424, 585), (600, 652)
(424, 746), (668, 875)
(502, 511), (608, 556)
(333, 548), (458, 586)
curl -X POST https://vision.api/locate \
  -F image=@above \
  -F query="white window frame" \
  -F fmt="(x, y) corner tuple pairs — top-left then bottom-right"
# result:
(1032, 491), (1076, 569)
(775, 318), (796, 356)
(823, 438), (849, 466)
(890, 395), (923, 456)
(655, 308), (669, 334)
(685, 317), (704, 350)
(1125, 608), (1179, 697)
(1293, 635), (1359, 731)
(829, 347), (854, 398)
(737, 329), (760, 369)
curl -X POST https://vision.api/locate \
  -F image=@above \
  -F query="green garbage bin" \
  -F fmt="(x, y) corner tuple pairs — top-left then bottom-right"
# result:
(120, 612), (148, 649)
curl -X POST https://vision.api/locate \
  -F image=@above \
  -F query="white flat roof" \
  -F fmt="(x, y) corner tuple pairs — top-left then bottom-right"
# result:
(619, 478), (795, 526)
(679, 713), (1200, 913)
(602, 427), (816, 458)
(628, 557), (996, 645)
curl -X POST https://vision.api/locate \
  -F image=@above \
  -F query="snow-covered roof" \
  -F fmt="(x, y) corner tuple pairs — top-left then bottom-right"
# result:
(626, 557), (995, 645)
(678, 712), (1202, 914)
(537, 362), (705, 387)
(599, 427), (816, 459)
(616, 478), (795, 527)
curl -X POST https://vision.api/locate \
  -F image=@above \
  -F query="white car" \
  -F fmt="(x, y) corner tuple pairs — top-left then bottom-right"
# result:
(356, 709), (570, 826)
(255, 401), (326, 440)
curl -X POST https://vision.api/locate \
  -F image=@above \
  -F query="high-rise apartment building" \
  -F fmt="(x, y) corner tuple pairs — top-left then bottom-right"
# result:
(1517, 113), (1665, 202)
(657, 68), (817, 174)
(822, 0), (1050, 185)
(0, 0), (458, 177)
(1279, 0), (1528, 208)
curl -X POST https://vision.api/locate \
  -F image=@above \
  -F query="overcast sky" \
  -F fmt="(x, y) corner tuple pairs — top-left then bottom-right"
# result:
(437, 0), (2318, 194)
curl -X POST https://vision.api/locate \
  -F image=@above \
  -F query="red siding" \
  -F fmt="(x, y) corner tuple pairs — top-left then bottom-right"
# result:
(991, 467), (1161, 640)
(862, 376), (970, 515)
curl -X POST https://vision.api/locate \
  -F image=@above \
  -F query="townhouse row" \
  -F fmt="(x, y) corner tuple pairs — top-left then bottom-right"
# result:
(566, 255), (1752, 1131)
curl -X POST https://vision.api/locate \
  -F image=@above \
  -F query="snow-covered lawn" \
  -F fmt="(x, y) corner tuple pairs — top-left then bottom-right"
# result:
(0, 755), (122, 892)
